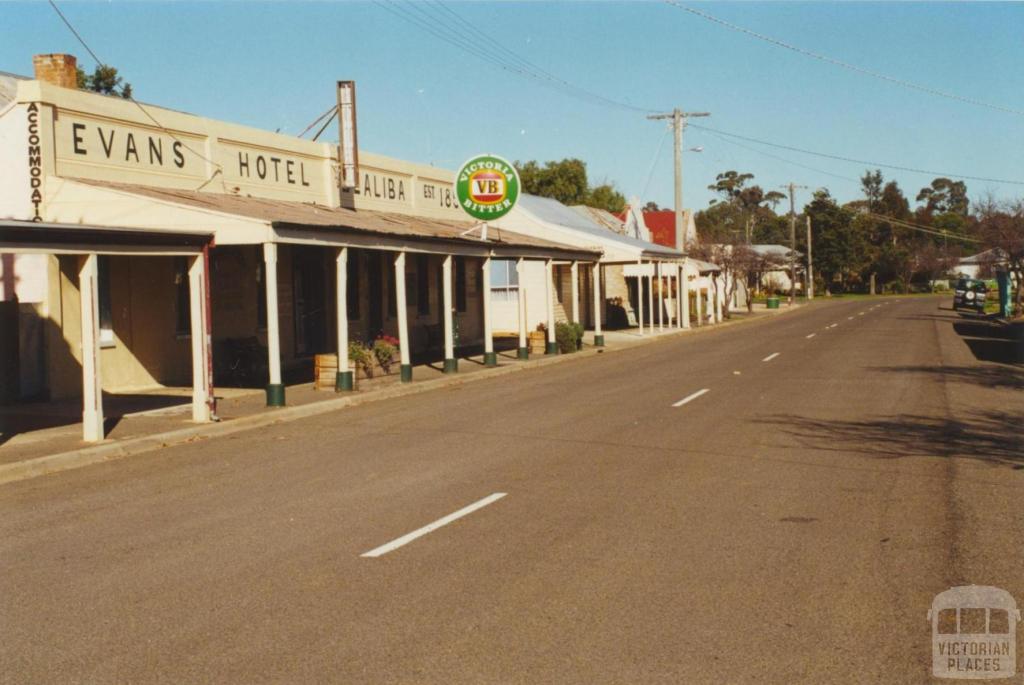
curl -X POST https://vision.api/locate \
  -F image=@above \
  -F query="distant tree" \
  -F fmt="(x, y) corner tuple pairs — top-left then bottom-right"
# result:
(707, 171), (754, 205)
(805, 189), (868, 293)
(704, 170), (783, 243)
(916, 177), (969, 216)
(76, 64), (132, 99)
(586, 183), (626, 213)
(515, 158), (626, 213)
(860, 170), (883, 212)
(643, 201), (661, 212)
(975, 196), (1024, 314)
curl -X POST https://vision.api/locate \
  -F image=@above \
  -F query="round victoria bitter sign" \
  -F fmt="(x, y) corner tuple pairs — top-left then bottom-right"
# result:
(455, 154), (520, 221)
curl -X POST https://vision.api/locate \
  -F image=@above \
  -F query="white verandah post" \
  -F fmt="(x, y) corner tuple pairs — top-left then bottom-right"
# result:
(395, 251), (412, 382)
(79, 253), (104, 442)
(545, 258), (556, 354)
(482, 257), (496, 366)
(695, 273), (703, 327)
(646, 264), (655, 336)
(570, 260), (579, 324)
(335, 247), (353, 391)
(188, 253), (212, 422)
(263, 242), (285, 406)
(516, 258), (528, 360)
(592, 262), (604, 347)
(656, 262), (664, 333)
(442, 254), (457, 373)
(681, 264), (691, 329)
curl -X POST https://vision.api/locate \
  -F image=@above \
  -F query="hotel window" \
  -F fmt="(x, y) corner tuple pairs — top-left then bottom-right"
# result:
(489, 259), (519, 302)
(174, 257), (191, 337)
(455, 257), (467, 312)
(97, 256), (114, 347)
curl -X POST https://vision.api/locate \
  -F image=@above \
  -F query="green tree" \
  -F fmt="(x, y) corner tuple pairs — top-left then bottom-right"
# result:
(515, 158), (588, 206)
(860, 170), (883, 212)
(805, 189), (868, 292)
(916, 177), (969, 216)
(704, 170), (783, 243)
(76, 64), (132, 99)
(514, 158), (626, 212)
(586, 183), (626, 213)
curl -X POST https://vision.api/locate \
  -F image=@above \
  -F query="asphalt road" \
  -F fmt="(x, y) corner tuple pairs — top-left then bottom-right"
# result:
(3, 296), (1023, 684)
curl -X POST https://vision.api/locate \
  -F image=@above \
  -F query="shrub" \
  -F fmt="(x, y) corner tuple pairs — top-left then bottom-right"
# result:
(372, 336), (399, 374)
(571, 322), (584, 350)
(348, 341), (374, 377)
(555, 321), (577, 354)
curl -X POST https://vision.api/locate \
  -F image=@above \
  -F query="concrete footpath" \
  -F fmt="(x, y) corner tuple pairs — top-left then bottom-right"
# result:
(0, 304), (802, 485)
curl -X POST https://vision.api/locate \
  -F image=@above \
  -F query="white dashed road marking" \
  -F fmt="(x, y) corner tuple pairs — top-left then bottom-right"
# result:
(673, 388), (710, 407)
(361, 493), (507, 558)
(762, 352), (780, 362)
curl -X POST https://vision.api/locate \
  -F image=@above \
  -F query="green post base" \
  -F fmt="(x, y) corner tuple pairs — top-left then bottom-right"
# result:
(517, 347), (529, 360)
(594, 334), (605, 347)
(545, 342), (558, 355)
(484, 351), (498, 367)
(400, 364), (413, 383)
(335, 370), (354, 392)
(443, 358), (458, 374)
(265, 383), (286, 407)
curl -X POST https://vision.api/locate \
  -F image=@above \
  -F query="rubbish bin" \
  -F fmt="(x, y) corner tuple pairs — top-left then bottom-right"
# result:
(766, 297), (780, 310)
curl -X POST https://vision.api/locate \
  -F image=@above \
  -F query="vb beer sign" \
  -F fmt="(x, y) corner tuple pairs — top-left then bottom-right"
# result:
(455, 154), (520, 221)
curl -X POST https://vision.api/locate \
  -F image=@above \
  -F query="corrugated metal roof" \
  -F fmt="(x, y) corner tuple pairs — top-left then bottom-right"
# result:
(568, 205), (626, 234)
(519, 194), (681, 258)
(0, 72), (26, 109)
(70, 179), (599, 258)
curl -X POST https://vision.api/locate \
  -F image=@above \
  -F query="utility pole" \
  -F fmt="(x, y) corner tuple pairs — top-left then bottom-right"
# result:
(806, 214), (814, 300)
(780, 182), (808, 306)
(647, 109), (710, 252)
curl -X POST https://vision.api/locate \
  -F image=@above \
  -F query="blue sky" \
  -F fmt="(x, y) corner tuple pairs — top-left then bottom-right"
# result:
(3, 1), (1023, 212)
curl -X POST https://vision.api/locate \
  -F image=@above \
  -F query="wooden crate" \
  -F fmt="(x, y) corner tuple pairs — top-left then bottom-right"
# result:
(314, 353), (338, 390)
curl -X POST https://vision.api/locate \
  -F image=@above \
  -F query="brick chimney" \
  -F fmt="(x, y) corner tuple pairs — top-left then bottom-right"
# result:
(33, 53), (78, 89)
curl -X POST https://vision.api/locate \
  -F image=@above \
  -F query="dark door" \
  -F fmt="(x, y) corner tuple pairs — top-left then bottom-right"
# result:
(293, 249), (327, 355)
(368, 252), (383, 337)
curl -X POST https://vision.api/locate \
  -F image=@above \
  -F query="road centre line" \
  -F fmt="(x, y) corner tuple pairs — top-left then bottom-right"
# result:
(829, 323), (839, 328)
(762, 352), (780, 362)
(672, 388), (710, 407)
(806, 333), (816, 339)
(361, 493), (507, 558)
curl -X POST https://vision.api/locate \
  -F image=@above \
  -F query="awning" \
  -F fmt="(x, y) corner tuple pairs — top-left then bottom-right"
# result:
(0, 219), (210, 255)
(43, 178), (600, 262)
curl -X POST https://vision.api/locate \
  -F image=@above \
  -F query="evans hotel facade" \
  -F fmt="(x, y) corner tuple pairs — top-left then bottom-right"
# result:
(0, 53), (609, 440)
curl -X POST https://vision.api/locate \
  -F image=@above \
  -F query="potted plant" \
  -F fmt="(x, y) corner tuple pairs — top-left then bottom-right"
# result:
(372, 335), (400, 375)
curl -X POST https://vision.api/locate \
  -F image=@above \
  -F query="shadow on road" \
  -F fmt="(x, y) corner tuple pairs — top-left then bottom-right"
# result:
(869, 364), (1024, 391)
(757, 410), (1024, 468)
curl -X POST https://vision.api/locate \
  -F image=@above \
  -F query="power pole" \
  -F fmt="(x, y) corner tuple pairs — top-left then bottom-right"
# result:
(780, 182), (808, 306)
(647, 109), (710, 252)
(806, 214), (814, 300)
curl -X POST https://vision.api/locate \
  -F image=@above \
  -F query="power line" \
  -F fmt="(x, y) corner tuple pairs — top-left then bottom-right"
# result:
(701, 130), (860, 184)
(47, 0), (224, 184)
(864, 212), (982, 244)
(666, 2), (1024, 117)
(373, 0), (656, 113)
(688, 123), (1024, 186)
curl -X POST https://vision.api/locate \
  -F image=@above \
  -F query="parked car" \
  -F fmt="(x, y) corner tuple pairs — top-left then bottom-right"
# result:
(953, 278), (989, 312)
